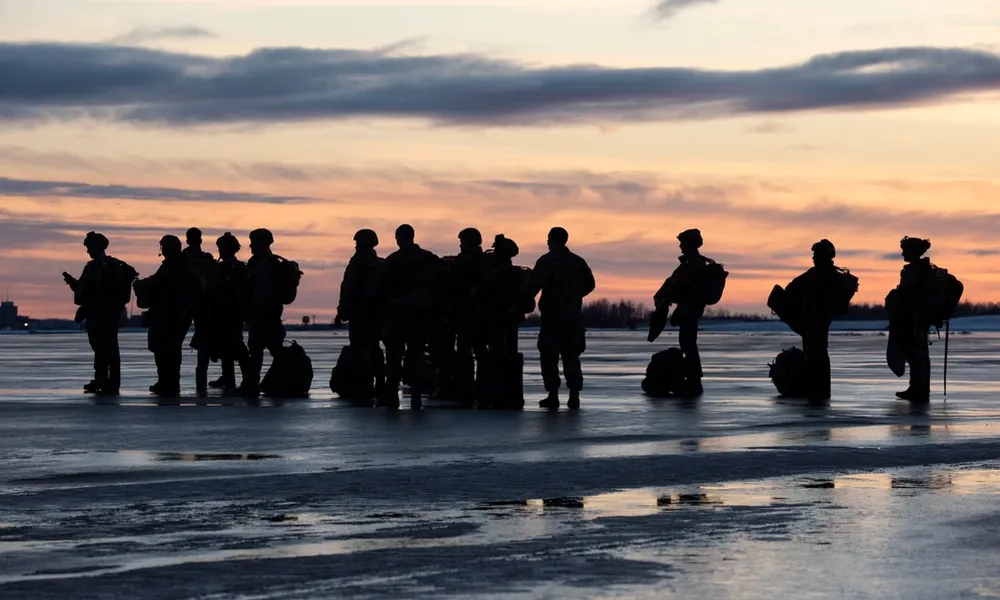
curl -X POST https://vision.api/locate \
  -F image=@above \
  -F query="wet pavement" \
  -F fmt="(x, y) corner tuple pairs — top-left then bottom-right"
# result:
(1, 330), (999, 598)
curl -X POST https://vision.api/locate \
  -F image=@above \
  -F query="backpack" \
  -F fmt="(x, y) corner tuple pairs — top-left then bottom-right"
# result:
(641, 348), (687, 398)
(768, 347), (810, 398)
(274, 256), (303, 306)
(701, 259), (728, 306)
(261, 341), (313, 398)
(108, 257), (139, 306)
(827, 268), (859, 316)
(330, 345), (382, 399)
(923, 265), (964, 327)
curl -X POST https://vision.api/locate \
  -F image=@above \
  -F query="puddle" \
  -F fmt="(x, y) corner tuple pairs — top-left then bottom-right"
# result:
(149, 452), (282, 462)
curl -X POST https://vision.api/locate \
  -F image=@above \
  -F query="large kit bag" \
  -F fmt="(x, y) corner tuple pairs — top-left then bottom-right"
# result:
(768, 347), (810, 398)
(261, 341), (314, 398)
(476, 351), (525, 409)
(641, 348), (688, 398)
(329, 344), (383, 399)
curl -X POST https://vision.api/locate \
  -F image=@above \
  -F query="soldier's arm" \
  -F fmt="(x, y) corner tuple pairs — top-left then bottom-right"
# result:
(337, 260), (357, 319)
(524, 256), (550, 300)
(580, 257), (596, 297)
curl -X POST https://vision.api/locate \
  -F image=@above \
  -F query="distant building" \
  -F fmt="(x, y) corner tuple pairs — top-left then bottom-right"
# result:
(0, 301), (18, 329)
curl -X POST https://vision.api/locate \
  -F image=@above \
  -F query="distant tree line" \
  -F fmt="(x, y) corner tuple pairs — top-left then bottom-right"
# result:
(520, 300), (1000, 329)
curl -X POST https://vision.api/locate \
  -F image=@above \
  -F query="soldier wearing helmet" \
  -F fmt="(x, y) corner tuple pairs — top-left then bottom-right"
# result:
(133, 234), (198, 397)
(653, 228), (714, 397)
(783, 239), (857, 401)
(193, 232), (250, 393)
(443, 227), (490, 404)
(335, 229), (386, 399)
(242, 228), (286, 398)
(62, 232), (137, 396)
(182, 227), (219, 395)
(889, 236), (936, 403)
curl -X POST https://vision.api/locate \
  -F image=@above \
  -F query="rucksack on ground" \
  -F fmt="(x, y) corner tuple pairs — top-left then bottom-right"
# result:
(330, 344), (383, 399)
(769, 347), (810, 398)
(701, 259), (728, 306)
(274, 256), (303, 305)
(261, 341), (313, 398)
(476, 351), (525, 409)
(642, 348), (687, 398)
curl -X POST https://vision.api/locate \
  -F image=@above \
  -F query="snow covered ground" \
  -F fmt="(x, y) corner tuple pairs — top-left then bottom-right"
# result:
(1, 330), (999, 599)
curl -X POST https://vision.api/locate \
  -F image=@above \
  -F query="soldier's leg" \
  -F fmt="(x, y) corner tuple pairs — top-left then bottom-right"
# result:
(803, 326), (831, 401)
(102, 321), (121, 392)
(86, 324), (104, 389)
(244, 326), (266, 394)
(537, 319), (562, 396)
(909, 328), (931, 400)
(196, 348), (210, 394)
(560, 321), (585, 393)
(349, 319), (374, 393)
(678, 319), (702, 380)
(406, 317), (430, 401)
(381, 319), (405, 405)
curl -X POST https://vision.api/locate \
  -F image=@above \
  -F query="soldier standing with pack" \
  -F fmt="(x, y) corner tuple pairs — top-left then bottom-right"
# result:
(525, 227), (596, 410)
(379, 224), (441, 410)
(450, 228), (489, 403)
(242, 228), (289, 399)
(134, 235), (197, 398)
(201, 232), (250, 393)
(62, 232), (137, 396)
(334, 229), (385, 400)
(886, 237), (962, 404)
(783, 240), (858, 402)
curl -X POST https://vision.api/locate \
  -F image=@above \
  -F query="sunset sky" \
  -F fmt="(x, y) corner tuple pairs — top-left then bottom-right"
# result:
(3, 0), (1000, 320)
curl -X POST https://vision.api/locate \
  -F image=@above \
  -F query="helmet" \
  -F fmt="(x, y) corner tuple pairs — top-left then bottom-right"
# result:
(216, 232), (241, 252)
(353, 229), (379, 249)
(677, 229), (703, 249)
(900, 236), (931, 257)
(159, 235), (182, 257)
(811, 239), (836, 260)
(458, 227), (483, 246)
(83, 231), (109, 250)
(492, 234), (519, 259)
(249, 228), (274, 246)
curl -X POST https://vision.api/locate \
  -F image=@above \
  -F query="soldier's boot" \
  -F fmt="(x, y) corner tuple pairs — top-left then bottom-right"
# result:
(539, 392), (560, 410)
(896, 388), (930, 403)
(209, 377), (230, 389)
(196, 369), (208, 398)
(567, 390), (581, 410)
(377, 387), (401, 409)
(411, 390), (423, 411)
(83, 381), (102, 394)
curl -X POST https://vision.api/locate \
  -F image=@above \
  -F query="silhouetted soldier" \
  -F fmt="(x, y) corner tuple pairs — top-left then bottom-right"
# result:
(62, 232), (137, 396)
(199, 232), (250, 393)
(450, 227), (489, 402)
(380, 224), (440, 409)
(134, 235), (197, 397)
(479, 235), (529, 356)
(888, 237), (937, 403)
(655, 229), (712, 397)
(525, 227), (595, 410)
(242, 228), (287, 398)
(183, 227), (217, 394)
(336, 229), (386, 398)
(784, 240), (851, 402)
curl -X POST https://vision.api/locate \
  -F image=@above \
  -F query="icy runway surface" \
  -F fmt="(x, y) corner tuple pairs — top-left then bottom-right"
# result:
(2, 329), (1000, 599)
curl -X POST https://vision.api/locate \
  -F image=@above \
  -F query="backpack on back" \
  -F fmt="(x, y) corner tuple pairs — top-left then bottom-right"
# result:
(108, 257), (139, 306)
(924, 265), (964, 327)
(701, 259), (728, 306)
(827, 268), (859, 316)
(274, 256), (303, 306)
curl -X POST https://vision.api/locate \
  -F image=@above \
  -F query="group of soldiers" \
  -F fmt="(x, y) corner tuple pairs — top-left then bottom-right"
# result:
(64, 223), (957, 407)
(335, 225), (595, 409)
(65, 228), (291, 399)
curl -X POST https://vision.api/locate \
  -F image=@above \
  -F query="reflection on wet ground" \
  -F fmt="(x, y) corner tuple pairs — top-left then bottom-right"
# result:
(3, 332), (1000, 597)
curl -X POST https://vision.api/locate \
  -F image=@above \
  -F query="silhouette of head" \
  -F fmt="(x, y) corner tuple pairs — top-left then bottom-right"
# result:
(395, 224), (415, 249)
(186, 227), (203, 248)
(677, 229), (703, 254)
(249, 228), (274, 257)
(547, 227), (569, 250)
(83, 231), (109, 259)
(216, 232), (241, 258)
(812, 239), (836, 265)
(354, 229), (379, 251)
(458, 227), (483, 251)
(492, 234), (519, 260)
(900, 236), (931, 262)
(159, 235), (182, 259)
